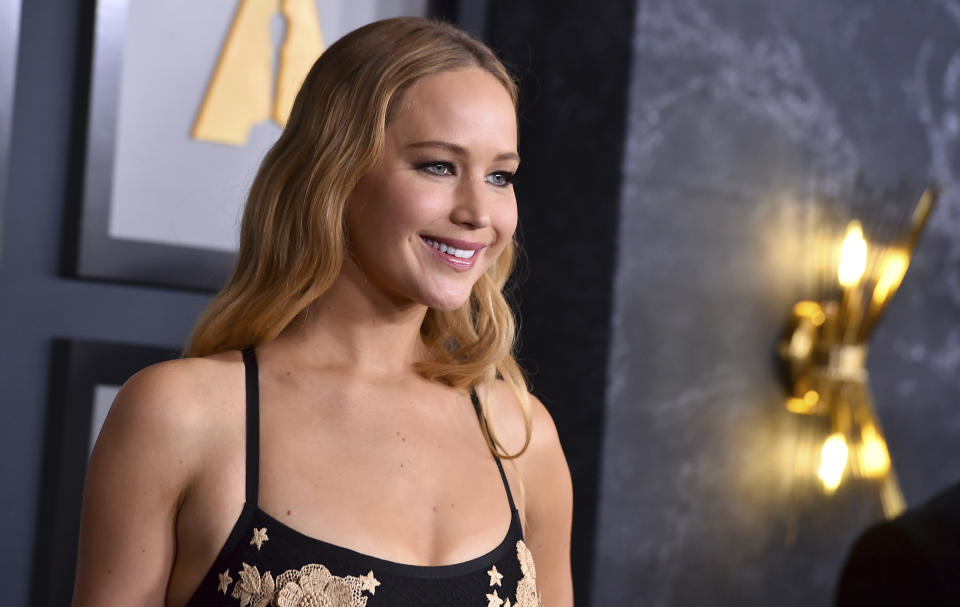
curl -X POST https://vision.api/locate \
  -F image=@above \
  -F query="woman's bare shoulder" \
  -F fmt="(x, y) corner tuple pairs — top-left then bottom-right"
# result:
(73, 352), (247, 605)
(482, 379), (564, 462)
(483, 380), (574, 603)
(80, 350), (248, 542)
(118, 351), (243, 403)
(482, 381), (570, 506)
(96, 351), (245, 462)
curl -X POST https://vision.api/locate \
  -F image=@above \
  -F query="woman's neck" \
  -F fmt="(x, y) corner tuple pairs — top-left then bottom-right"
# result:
(272, 258), (431, 379)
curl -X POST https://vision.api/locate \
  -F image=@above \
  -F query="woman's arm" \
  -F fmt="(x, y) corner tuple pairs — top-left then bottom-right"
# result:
(72, 361), (203, 607)
(517, 394), (575, 606)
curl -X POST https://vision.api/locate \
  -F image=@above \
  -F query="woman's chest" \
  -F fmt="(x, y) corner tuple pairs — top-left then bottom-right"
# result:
(166, 396), (522, 605)
(255, 413), (516, 566)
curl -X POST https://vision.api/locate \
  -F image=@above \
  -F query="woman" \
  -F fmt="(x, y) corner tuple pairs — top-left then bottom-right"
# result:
(72, 16), (573, 607)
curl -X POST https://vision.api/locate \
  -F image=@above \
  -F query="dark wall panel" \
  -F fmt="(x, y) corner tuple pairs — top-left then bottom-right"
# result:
(595, 1), (960, 605)
(485, 2), (636, 603)
(0, 1), (212, 604)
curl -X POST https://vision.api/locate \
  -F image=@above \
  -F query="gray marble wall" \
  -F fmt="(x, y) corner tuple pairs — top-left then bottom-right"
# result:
(594, 1), (960, 605)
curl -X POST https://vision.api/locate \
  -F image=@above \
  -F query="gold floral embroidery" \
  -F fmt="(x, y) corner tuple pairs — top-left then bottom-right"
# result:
(228, 562), (377, 607)
(499, 540), (542, 607)
(250, 527), (269, 550)
(231, 563), (275, 607)
(275, 564), (378, 607)
(359, 570), (381, 595)
(487, 564), (504, 587)
(218, 569), (233, 594)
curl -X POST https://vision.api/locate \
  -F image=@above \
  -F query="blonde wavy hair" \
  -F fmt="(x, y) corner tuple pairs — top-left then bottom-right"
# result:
(185, 17), (531, 459)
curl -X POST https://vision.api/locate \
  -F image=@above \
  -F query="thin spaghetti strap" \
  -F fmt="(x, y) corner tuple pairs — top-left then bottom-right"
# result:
(470, 387), (518, 514)
(492, 449), (518, 514)
(241, 347), (260, 506)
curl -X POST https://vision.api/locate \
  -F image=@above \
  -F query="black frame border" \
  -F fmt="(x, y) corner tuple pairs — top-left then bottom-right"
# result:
(69, 0), (467, 292)
(0, 0), (22, 263)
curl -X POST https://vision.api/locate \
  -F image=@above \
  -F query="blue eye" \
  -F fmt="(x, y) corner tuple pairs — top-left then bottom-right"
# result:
(418, 161), (455, 176)
(486, 171), (516, 187)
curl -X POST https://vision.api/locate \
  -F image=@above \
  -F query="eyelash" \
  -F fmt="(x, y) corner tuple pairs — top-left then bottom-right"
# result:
(415, 161), (517, 187)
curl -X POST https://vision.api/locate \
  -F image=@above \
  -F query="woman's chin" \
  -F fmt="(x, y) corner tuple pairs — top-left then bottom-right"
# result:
(424, 292), (472, 313)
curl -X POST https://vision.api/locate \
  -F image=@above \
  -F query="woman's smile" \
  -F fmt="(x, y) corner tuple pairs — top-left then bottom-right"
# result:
(420, 235), (486, 270)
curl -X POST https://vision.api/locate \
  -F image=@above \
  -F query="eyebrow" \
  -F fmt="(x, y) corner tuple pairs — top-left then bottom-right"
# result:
(405, 140), (520, 163)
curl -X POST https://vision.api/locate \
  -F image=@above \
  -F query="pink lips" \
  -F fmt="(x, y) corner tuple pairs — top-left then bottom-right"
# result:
(420, 235), (485, 271)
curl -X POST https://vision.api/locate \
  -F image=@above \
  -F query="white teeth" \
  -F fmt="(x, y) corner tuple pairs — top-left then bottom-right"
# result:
(425, 238), (477, 259)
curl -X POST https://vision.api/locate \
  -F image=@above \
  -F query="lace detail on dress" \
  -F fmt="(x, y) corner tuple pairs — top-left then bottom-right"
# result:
(487, 565), (504, 587)
(218, 569), (234, 594)
(250, 527), (269, 550)
(226, 560), (379, 607)
(276, 564), (379, 607)
(231, 563), (275, 607)
(486, 541), (542, 607)
(505, 541), (543, 607)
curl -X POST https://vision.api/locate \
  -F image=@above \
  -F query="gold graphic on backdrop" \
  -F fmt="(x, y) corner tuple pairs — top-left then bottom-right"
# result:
(192, 0), (324, 146)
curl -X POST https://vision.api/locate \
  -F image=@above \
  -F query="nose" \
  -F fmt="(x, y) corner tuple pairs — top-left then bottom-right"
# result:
(450, 176), (492, 229)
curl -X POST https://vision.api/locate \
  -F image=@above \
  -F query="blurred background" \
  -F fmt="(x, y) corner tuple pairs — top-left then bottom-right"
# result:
(1, 0), (958, 605)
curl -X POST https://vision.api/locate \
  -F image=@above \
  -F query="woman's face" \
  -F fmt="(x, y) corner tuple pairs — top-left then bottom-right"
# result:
(345, 67), (519, 311)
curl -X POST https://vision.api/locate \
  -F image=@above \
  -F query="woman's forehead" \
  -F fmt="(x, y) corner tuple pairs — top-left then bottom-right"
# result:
(387, 69), (518, 155)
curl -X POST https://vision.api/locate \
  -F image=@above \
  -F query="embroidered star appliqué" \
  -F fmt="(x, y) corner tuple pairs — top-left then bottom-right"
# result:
(217, 568), (232, 594)
(360, 570), (381, 595)
(250, 527), (269, 550)
(486, 588), (504, 607)
(487, 564), (504, 587)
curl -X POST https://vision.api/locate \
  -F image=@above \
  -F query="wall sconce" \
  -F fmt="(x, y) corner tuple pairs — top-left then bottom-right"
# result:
(778, 187), (937, 519)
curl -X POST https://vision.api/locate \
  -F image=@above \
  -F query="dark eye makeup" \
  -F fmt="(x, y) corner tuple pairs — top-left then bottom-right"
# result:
(485, 171), (517, 187)
(415, 161), (517, 187)
(416, 161), (455, 176)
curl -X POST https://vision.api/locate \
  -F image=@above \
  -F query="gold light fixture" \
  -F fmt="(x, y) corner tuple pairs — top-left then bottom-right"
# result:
(778, 186), (937, 520)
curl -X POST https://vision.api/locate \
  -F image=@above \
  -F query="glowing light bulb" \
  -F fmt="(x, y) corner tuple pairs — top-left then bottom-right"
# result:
(818, 433), (849, 493)
(872, 250), (909, 306)
(838, 221), (867, 287)
(859, 424), (891, 478)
